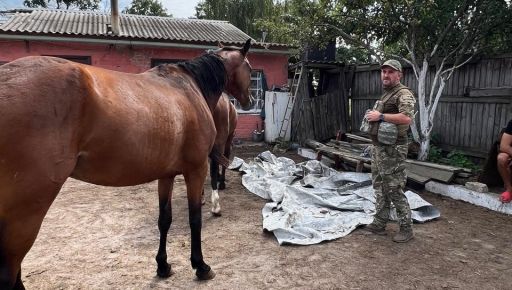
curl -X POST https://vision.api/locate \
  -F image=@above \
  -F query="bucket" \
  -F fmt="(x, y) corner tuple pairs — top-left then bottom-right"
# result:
(252, 130), (263, 142)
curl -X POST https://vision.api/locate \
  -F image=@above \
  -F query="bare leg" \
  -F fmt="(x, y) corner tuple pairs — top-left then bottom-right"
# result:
(497, 153), (512, 192)
(184, 163), (215, 280)
(155, 177), (175, 278)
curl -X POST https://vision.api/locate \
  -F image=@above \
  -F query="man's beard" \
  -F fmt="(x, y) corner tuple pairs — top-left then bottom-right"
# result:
(383, 79), (397, 88)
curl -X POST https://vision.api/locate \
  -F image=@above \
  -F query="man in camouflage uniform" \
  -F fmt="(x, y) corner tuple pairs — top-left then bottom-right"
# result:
(363, 59), (416, 243)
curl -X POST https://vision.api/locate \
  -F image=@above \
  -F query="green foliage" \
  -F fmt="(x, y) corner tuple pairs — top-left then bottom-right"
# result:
(23, 0), (100, 10)
(247, 0), (512, 61)
(427, 146), (443, 163)
(446, 150), (478, 170)
(123, 0), (169, 17)
(427, 146), (479, 171)
(195, 0), (274, 40)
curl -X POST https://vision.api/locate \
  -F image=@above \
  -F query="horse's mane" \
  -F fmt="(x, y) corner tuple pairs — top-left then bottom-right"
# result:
(177, 54), (227, 101)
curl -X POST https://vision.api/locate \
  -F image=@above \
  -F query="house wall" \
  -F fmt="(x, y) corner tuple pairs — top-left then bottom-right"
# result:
(0, 39), (288, 140)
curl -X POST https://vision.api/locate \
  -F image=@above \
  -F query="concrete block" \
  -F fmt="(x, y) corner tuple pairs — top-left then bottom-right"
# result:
(426, 181), (512, 215)
(465, 182), (489, 193)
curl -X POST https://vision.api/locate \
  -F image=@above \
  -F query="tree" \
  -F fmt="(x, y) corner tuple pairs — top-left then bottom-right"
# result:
(195, 0), (274, 40)
(23, 0), (100, 10)
(251, 0), (512, 159)
(123, 0), (169, 16)
(298, 0), (512, 160)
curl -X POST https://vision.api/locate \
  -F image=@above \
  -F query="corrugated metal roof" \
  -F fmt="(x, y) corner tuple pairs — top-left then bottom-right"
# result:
(0, 8), (271, 46)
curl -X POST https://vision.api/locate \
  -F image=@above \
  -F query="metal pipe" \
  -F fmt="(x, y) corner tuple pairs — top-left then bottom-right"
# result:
(0, 34), (294, 55)
(110, 0), (120, 35)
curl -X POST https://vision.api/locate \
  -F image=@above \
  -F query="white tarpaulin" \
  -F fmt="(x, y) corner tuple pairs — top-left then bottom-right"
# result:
(231, 151), (441, 245)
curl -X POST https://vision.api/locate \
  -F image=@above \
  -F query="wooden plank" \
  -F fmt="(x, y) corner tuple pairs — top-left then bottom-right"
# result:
(405, 162), (456, 183)
(463, 64), (471, 93)
(406, 158), (467, 172)
(473, 61), (481, 89)
(439, 103), (447, 144)
(406, 171), (431, 185)
(492, 104), (503, 143)
(468, 63), (476, 91)
(484, 103), (496, 151)
(485, 59), (493, 88)
(503, 59), (512, 86)
(439, 96), (511, 103)
(469, 87), (512, 97)
(345, 133), (372, 143)
(451, 67), (459, 96)
(462, 102), (471, 147)
(305, 139), (324, 150)
(476, 104), (486, 151)
(491, 59), (501, 88)
(480, 103), (490, 150)
(450, 102), (457, 145)
(455, 102), (463, 147)
(469, 102), (479, 148)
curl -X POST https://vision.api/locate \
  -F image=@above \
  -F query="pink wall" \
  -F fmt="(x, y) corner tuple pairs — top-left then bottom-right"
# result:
(0, 39), (288, 140)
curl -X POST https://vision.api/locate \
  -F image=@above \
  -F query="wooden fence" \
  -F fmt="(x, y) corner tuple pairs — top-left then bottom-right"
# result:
(351, 55), (512, 157)
(291, 62), (352, 144)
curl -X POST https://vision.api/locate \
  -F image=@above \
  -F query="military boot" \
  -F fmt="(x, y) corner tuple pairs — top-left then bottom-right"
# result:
(362, 223), (387, 236)
(392, 227), (414, 243)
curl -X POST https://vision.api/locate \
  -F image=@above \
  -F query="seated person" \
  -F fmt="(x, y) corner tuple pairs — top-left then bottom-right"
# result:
(498, 119), (512, 202)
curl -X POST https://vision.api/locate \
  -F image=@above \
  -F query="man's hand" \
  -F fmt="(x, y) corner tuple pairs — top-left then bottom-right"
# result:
(366, 110), (382, 122)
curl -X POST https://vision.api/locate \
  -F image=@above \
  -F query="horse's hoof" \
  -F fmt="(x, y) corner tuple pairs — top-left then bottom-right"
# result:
(211, 210), (222, 217)
(157, 264), (174, 278)
(196, 268), (216, 280)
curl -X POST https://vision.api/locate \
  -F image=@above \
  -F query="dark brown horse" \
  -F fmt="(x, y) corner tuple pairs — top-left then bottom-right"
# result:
(209, 93), (239, 216)
(0, 40), (253, 289)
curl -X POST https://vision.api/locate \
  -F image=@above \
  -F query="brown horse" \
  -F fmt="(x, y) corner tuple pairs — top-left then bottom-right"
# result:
(209, 93), (238, 216)
(0, 40), (253, 289)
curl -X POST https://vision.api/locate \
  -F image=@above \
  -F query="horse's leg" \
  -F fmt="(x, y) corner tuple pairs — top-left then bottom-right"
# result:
(184, 163), (215, 280)
(155, 177), (175, 278)
(218, 165), (227, 190)
(0, 181), (64, 290)
(218, 138), (233, 191)
(210, 159), (221, 216)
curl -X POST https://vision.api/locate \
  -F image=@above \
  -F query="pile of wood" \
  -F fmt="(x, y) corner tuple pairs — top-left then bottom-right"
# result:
(304, 134), (473, 185)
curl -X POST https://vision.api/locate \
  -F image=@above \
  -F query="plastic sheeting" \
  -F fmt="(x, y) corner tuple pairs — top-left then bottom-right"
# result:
(232, 151), (441, 245)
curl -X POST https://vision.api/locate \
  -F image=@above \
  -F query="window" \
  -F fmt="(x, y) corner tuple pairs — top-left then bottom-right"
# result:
(230, 70), (265, 113)
(44, 55), (91, 65)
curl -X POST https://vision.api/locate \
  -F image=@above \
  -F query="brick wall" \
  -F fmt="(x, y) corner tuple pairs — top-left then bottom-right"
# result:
(235, 114), (263, 140)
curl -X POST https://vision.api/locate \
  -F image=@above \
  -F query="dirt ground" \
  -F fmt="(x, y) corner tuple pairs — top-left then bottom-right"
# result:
(21, 144), (512, 289)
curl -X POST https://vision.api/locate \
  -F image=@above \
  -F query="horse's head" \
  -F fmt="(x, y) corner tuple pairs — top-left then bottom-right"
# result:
(213, 39), (254, 110)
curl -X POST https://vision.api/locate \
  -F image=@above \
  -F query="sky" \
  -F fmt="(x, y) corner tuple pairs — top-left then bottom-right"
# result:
(0, 0), (202, 18)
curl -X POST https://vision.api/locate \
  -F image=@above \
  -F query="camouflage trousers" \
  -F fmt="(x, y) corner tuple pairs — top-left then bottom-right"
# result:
(371, 144), (412, 229)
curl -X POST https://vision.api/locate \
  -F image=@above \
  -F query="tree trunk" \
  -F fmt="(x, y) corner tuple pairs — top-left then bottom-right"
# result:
(412, 58), (449, 161)
(417, 136), (431, 161)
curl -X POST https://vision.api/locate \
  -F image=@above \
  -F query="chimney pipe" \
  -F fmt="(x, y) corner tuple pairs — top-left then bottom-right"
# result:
(111, 0), (120, 35)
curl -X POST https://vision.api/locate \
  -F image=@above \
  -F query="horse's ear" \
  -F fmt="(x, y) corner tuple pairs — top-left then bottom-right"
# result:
(241, 39), (251, 56)
(218, 42), (224, 48)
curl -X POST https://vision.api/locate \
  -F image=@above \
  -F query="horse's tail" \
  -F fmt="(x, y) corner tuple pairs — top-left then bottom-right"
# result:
(209, 146), (230, 168)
